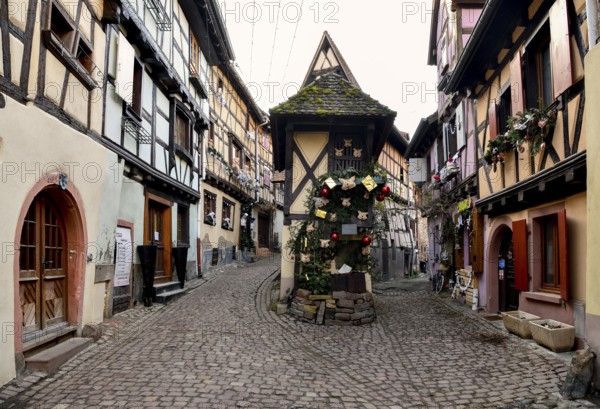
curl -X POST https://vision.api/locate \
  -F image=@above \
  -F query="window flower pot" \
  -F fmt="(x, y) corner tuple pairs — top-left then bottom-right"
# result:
(529, 319), (575, 352)
(501, 310), (541, 338)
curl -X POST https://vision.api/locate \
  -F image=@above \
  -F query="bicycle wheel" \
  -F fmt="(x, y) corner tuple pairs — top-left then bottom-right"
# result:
(434, 273), (445, 294)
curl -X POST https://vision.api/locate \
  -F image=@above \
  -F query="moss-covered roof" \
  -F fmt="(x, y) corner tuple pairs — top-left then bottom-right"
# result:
(270, 73), (395, 117)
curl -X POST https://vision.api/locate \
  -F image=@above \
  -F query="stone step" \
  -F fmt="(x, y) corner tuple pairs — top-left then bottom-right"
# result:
(154, 288), (187, 304)
(25, 338), (93, 374)
(153, 281), (182, 295)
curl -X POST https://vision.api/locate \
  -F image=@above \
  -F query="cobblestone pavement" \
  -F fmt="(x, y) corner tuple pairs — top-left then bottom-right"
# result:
(1, 258), (598, 408)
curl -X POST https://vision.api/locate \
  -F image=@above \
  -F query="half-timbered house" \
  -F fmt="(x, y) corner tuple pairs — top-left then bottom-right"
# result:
(202, 58), (275, 271)
(407, 0), (484, 307)
(0, 0), (120, 386)
(444, 0), (587, 345)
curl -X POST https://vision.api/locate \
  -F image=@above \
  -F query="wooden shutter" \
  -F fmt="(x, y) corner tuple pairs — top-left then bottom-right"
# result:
(510, 52), (524, 115)
(549, 0), (572, 98)
(513, 219), (529, 292)
(471, 207), (484, 273)
(558, 209), (569, 300)
(488, 102), (498, 141)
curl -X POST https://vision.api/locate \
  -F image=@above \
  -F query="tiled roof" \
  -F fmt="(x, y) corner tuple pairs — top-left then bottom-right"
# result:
(270, 73), (395, 117)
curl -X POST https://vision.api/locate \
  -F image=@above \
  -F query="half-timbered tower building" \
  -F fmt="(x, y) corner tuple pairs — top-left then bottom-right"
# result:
(445, 0), (587, 345)
(295, 31), (417, 281)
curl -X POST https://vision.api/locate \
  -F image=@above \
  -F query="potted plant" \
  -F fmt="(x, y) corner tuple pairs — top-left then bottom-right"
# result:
(172, 246), (188, 289)
(529, 319), (575, 352)
(500, 310), (541, 338)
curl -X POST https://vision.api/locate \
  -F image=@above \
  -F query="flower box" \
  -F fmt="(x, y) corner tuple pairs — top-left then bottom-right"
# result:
(501, 310), (541, 338)
(529, 319), (575, 352)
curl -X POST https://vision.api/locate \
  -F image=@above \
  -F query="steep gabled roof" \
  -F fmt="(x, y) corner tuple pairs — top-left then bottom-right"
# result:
(271, 73), (395, 117)
(405, 112), (439, 158)
(301, 31), (360, 88)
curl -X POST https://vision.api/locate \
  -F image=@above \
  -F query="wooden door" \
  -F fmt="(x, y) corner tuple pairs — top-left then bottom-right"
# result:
(19, 194), (67, 332)
(257, 214), (269, 248)
(147, 199), (172, 283)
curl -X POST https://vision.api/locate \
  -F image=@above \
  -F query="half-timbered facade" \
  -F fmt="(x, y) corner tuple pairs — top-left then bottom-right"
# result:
(444, 0), (587, 343)
(202, 59), (274, 270)
(407, 0), (484, 307)
(0, 0), (119, 386)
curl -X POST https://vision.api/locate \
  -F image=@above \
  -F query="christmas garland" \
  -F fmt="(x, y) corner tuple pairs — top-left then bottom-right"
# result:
(286, 162), (392, 294)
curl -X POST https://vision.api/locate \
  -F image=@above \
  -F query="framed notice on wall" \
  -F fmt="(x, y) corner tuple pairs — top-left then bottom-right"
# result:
(114, 227), (133, 287)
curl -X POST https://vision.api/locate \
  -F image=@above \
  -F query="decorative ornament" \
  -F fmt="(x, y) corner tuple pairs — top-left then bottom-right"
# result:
(313, 197), (329, 208)
(362, 236), (372, 247)
(357, 211), (368, 221)
(341, 197), (352, 207)
(306, 224), (315, 233)
(361, 246), (371, 256)
(300, 253), (311, 263)
(320, 186), (331, 198)
(325, 177), (337, 189)
(364, 192), (370, 200)
(329, 212), (337, 222)
(334, 148), (343, 157)
(353, 148), (362, 158)
(315, 209), (327, 219)
(344, 138), (352, 147)
(381, 185), (391, 197)
(320, 239), (331, 248)
(376, 193), (385, 202)
(361, 175), (377, 192)
(330, 231), (340, 241)
(339, 175), (356, 190)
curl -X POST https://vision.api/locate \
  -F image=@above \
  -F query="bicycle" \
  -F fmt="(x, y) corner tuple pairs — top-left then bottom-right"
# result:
(430, 270), (445, 294)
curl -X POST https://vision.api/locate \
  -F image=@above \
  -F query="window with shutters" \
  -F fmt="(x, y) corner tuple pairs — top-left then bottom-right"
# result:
(498, 87), (512, 135)
(530, 208), (569, 300)
(525, 22), (553, 109)
(540, 214), (560, 291)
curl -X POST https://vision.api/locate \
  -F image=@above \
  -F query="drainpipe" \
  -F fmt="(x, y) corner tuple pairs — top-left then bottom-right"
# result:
(587, 0), (600, 48)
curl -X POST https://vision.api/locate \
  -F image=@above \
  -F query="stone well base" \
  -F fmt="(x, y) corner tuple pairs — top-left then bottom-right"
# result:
(289, 289), (375, 326)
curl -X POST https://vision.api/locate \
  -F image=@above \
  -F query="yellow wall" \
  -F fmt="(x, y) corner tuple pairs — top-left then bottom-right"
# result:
(585, 45), (600, 315)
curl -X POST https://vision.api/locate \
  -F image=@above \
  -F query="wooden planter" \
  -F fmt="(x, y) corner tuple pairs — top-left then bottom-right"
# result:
(501, 310), (541, 338)
(529, 319), (575, 352)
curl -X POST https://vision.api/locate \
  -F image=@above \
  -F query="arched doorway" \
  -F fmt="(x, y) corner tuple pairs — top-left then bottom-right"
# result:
(14, 181), (87, 354)
(19, 192), (68, 331)
(498, 227), (519, 311)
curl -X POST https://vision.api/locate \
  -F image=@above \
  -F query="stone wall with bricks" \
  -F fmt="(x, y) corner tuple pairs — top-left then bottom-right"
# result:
(288, 289), (376, 325)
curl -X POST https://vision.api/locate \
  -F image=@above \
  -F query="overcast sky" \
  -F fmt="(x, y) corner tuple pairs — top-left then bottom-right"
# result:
(218, 0), (438, 137)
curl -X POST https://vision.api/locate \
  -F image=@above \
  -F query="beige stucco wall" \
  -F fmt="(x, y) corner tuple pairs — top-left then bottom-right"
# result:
(0, 97), (117, 386)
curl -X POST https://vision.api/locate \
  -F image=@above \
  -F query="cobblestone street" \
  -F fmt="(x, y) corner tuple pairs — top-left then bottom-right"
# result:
(1, 258), (596, 408)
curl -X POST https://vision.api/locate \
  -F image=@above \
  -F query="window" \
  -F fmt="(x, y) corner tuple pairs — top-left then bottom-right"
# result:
(190, 33), (200, 73)
(175, 109), (191, 153)
(222, 199), (235, 230)
(203, 191), (216, 226)
(525, 23), (553, 109)
(541, 214), (559, 290)
(43, 1), (97, 89)
(208, 122), (215, 147)
(131, 59), (143, 117)
(230, 136), (242, 172)
(498, 87), (512, 135)
(176, 205), (189, 246)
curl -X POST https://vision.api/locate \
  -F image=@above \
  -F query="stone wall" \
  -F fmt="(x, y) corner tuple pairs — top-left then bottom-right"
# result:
(289, 289), (375, 326)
